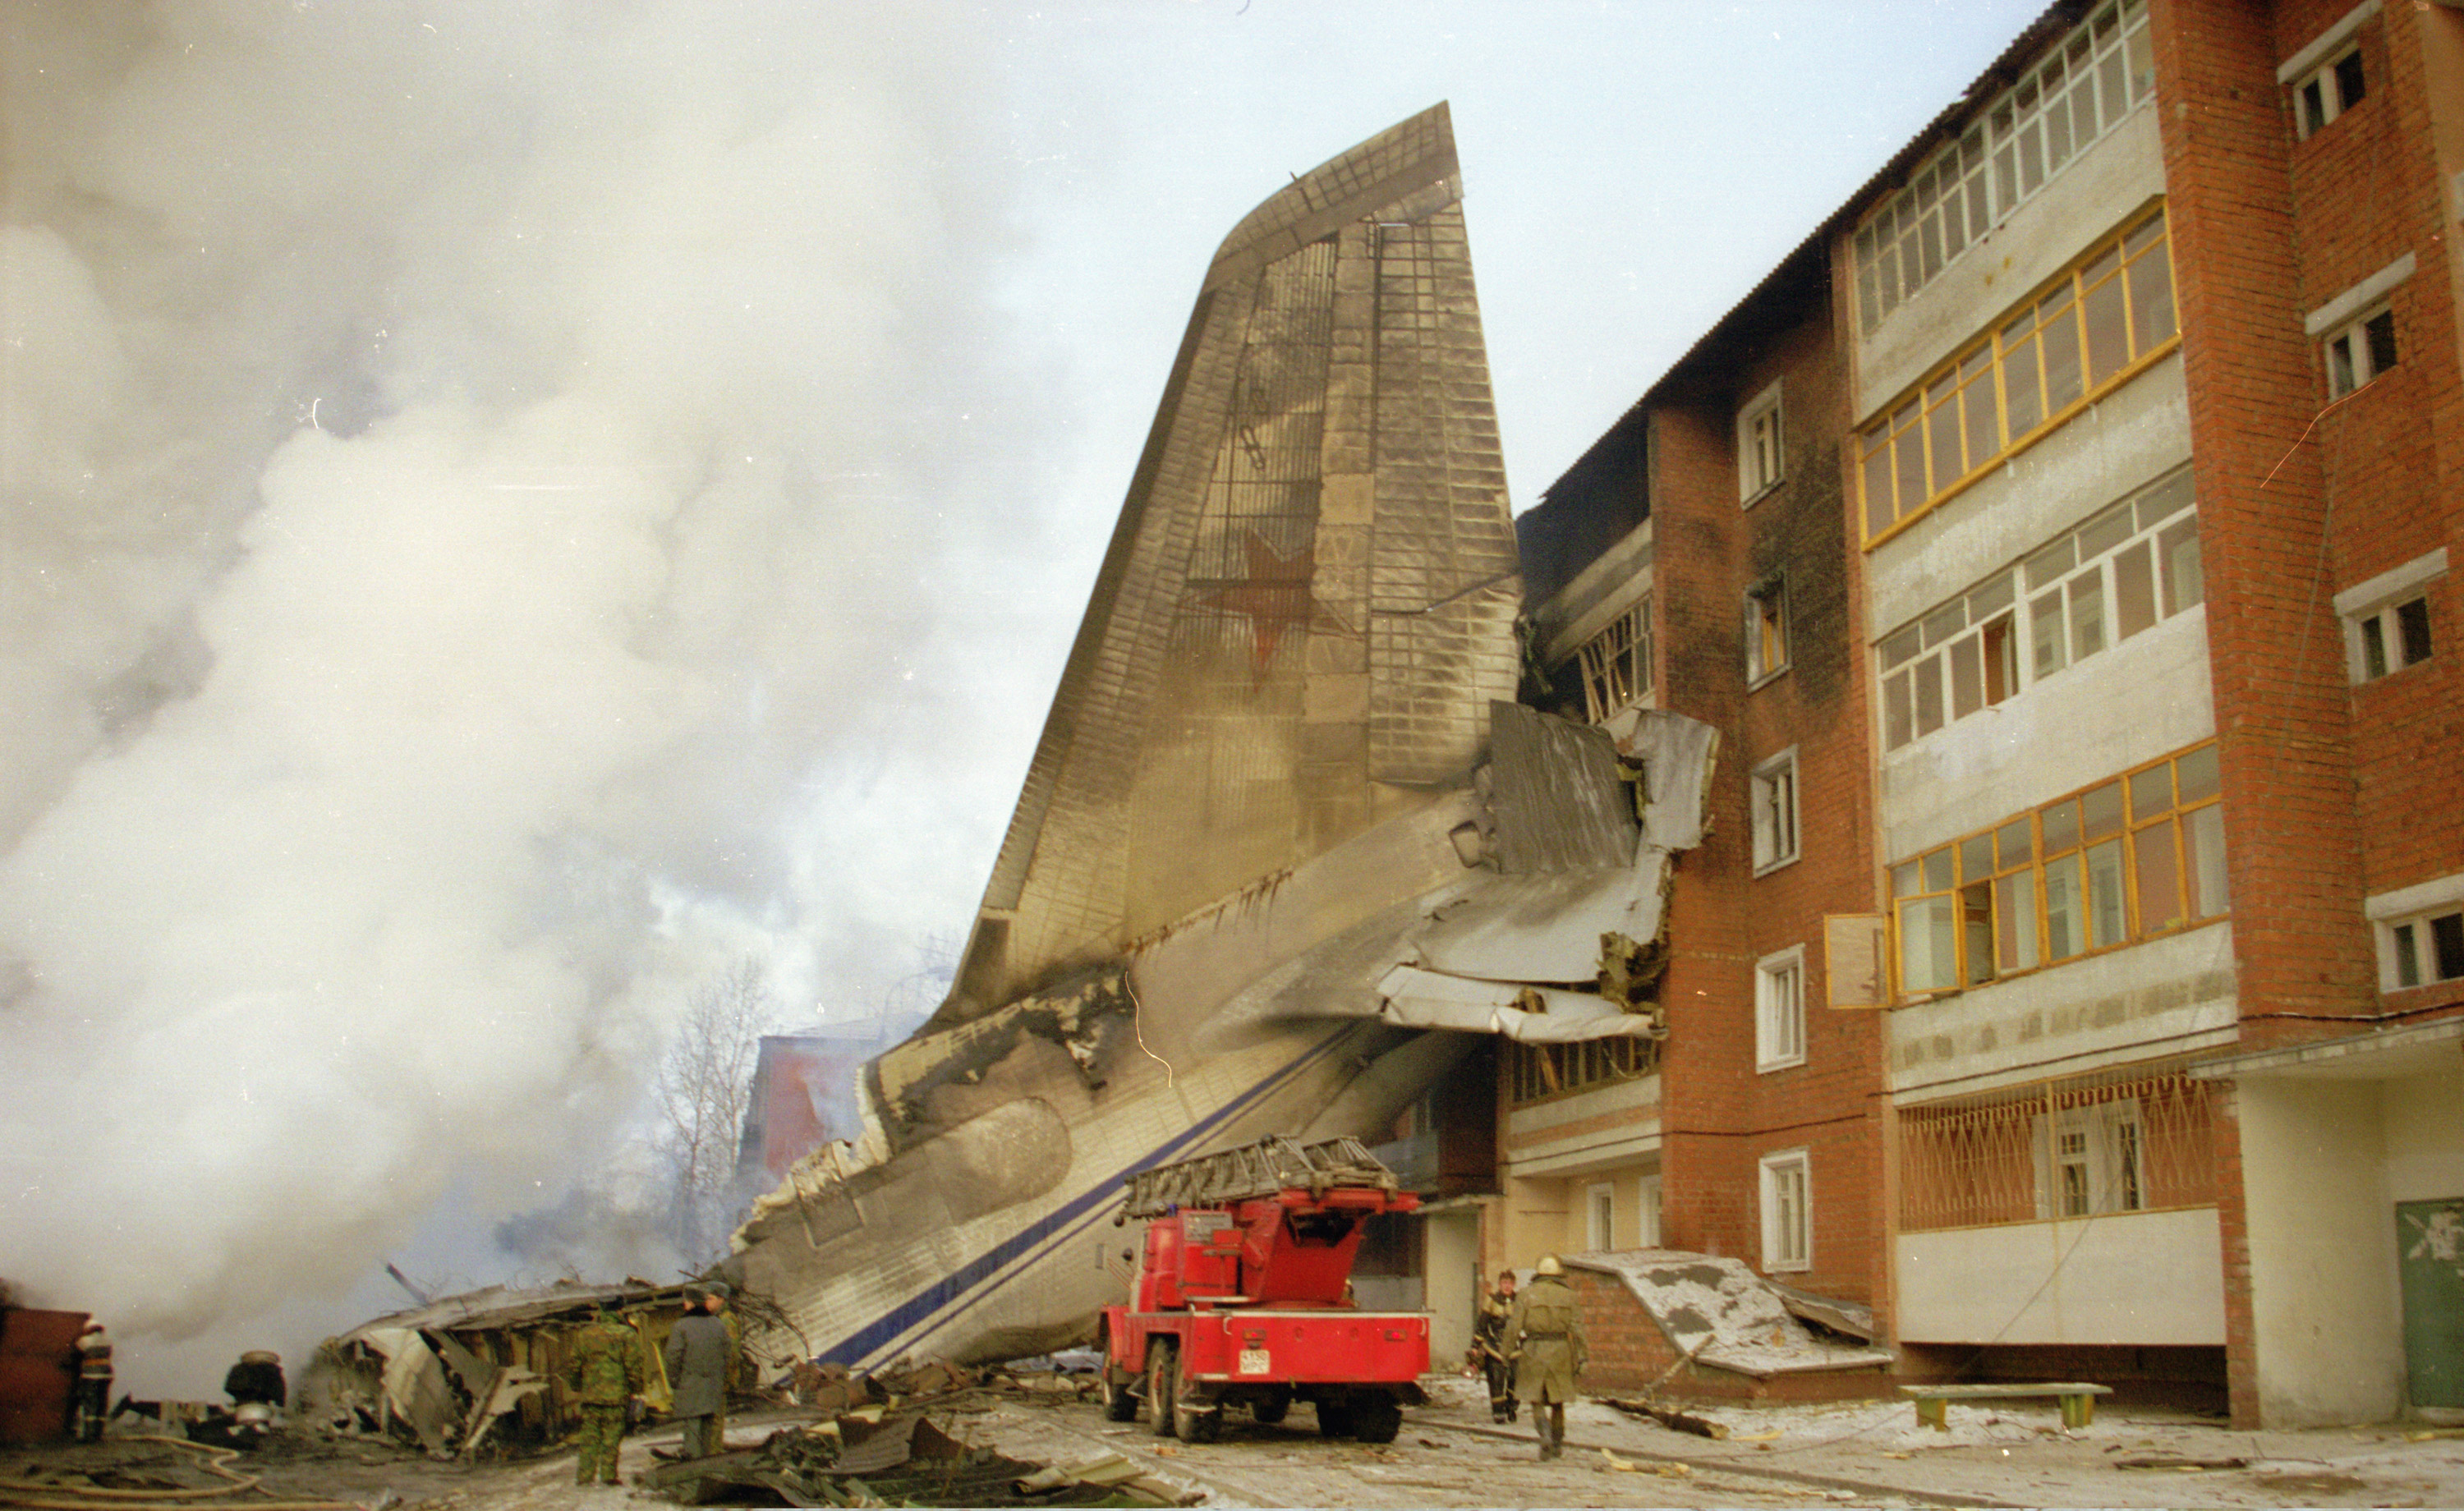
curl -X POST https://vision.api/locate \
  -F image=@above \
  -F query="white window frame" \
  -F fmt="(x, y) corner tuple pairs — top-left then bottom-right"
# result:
(2335, 547), (2444, 684)
(1878, 468), (2201, 752)
(2033, 1100), (2146, 1219)
(1745, 577), (1790, 686)
(1635, 1172), (1662, 1249)
(2368, 871), (2464, 991)
(2280, 1), (2376, 140)
(1751, 748), (1800, 875)
(1584, 1182), (1615, 1252)
(1754, 945), (1808, 1072)
(1738, 381), (1785, 503)
(2322, 304), (2397, 397)
(1758, 1149), (1811, 1272)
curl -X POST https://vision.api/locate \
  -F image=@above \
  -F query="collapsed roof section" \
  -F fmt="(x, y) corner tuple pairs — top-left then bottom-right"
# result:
(945, 101), (1523, 1023)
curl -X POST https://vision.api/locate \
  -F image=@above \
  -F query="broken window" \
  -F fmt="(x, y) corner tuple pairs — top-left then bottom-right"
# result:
(1574, 598), (1653, 722)
(1745, 578), (1789, 684)
(1505, 1035), (1654, 1105)
(1889, 741), (2225, 998)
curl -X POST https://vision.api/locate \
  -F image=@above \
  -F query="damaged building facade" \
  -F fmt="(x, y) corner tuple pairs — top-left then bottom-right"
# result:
(1521, 0), (2463, 1427)
(726, 0), (2463, 1439)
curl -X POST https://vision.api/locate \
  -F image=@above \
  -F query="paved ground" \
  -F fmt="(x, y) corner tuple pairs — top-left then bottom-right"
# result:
(10, 1378), (2463, 1509)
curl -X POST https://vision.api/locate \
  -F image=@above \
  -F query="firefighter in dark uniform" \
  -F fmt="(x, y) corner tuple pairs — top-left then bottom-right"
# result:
(563, 1302), (645, 1486)
(1503, 1254), (1586, 1460)
(73, 1323), (113, 1443)
(1472, 1270), (1519, 1423)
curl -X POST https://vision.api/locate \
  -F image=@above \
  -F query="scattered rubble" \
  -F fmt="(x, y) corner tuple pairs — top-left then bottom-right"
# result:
(636, 1414), (1198, 1508)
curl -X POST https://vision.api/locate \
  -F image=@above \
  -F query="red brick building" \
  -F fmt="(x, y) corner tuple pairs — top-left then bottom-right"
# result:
(1509, 0), (2463, 1426)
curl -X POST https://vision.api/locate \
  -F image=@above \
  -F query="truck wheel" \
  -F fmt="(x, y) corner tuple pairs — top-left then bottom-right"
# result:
(1351, 1394), (1402, 1444)
(1172, 1372), (1221, 1444)
(1315, 1397), (1354, 1439)
(1100, 1362), (1138, 1422)
(1143, 1342), (1178, 1438)
(1251, 1386), (1291, 1425)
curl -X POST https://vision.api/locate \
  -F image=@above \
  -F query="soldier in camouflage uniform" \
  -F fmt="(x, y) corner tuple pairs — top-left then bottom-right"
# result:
(564, 1302), (645, 1485)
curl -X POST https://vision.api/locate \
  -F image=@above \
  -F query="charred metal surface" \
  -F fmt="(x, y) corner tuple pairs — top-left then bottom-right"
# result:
(867, 967), (1132, 1147)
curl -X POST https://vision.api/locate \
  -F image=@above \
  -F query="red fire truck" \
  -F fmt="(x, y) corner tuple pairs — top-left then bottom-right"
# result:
(1096, 1137), (1428, 1444)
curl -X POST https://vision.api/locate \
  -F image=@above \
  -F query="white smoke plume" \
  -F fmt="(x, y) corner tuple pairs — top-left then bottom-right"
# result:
(0, 0), (1066, 1387)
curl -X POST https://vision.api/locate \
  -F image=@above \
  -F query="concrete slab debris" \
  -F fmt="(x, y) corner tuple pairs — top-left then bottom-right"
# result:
(1566, 1252), (1896, 1380)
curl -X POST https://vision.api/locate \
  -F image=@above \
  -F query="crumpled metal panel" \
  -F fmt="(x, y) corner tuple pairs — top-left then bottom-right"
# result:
(948, 102), (1519, 1019)
(1487, 700), (1639, 873)
(1374, 965), (1661, 1043)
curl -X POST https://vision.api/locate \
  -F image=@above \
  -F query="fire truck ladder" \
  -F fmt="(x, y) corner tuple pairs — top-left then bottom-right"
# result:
(1121, 1135), (1399, 1219)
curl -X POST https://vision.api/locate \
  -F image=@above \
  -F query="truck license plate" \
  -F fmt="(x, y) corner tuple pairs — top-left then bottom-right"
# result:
(1237, 1348), (1270, 1376)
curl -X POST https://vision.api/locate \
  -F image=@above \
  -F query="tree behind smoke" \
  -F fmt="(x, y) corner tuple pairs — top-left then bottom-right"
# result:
(657, 958), (773, 1265)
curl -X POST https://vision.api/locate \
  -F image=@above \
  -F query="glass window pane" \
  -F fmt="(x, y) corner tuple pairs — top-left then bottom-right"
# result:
(1960, 832), (1995, 882)
(1928, 384), (1964, 488)
(1997, 818), (2034, 870)
(2042, 797), (2081, 854)
(2113, 540), (2158, 638)
(2396, 921), (2422, 987)
(1895, 424), (1928, 517)
(1892, 860), (1921, 898)
(2098, 48), (2126, 131)
(1969, 572), (2015, 618)
(2084, 265), (2129, 385)
(2044, 853), (2084, 959)
(2129, 765), (2172, 822)
(2134, 819), (2182, 932)
(1880, 623), (1923, 668)
(1996, 870), (2040, 971)
(2081, 780), (2125, 841)
(1864, 442), (1896, 535)
(1950, 634), (1983, 718)
(2135, 470), (2194, 526)
(2159, 518), (2204, 614)
(2085, 838), (2127, 946)
(1962, 363), (1999, 464)
(2040, 296), (2084, 412)
(2002, 325), (2043, 434)
(2175, 744), (2221, 804)
(2430, 913), (2464, 979)
(1923, 601), (1966, 649)
(2070, 570), (2107, 659)
(1915, 655), (1944, 736)
(2026, 535), (2077, 589)
(1885, 669), (1913, 749)
(2183, 802), (2228, 918)
(1899, 895), (1961, 993)
(1922, 847), (1956, 893)
(2364, 612), (2391, 679)
(2126, 233), (2177, 348)
(2077, 503), (2133, 559)
(2031, 589), (2068, 677)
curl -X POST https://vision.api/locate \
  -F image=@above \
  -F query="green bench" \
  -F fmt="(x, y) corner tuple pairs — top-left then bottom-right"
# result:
(1899, 1380), (2113, 1431)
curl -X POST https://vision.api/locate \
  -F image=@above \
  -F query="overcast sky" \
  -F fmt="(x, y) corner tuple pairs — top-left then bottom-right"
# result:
(0, 0), (2045, 1385)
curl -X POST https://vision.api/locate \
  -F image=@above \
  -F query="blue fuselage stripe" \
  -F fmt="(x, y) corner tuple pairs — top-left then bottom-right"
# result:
(818, 1026), (1355, 1366)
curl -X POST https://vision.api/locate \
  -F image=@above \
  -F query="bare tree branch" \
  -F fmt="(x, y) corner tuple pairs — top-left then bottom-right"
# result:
(655, 956), (770, 1264)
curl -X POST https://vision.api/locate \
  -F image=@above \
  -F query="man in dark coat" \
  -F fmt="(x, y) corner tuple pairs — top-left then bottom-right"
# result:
(661, 1287), (732, 1458)
(1503, 1254), (1587, 1460)
(1472, 1270), (1519, 1424)
(565, 1303), (645, 1485)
